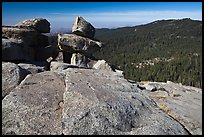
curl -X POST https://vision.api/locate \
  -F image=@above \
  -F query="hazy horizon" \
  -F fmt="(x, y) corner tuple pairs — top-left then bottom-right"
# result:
(2, 2), (202, 32)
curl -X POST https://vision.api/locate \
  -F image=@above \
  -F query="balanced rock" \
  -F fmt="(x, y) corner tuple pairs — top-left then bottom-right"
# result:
(58, 34), (103, 67)
(15, 18), (50, 33)
(72, 16), (95, 39)
(58, 34), (103, 55)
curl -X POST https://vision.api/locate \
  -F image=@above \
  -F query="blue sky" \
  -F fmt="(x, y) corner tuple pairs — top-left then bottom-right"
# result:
(2, 2), (202, 32)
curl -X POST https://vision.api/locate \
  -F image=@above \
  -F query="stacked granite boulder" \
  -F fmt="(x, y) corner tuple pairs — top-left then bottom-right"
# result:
(1, 17), (118, 99)
(2, 18), (55, 98)
(2, 18), (56, 62)
(57, 16), (103, 68)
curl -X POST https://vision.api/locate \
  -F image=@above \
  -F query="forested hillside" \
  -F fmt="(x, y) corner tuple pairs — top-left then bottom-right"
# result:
(93, 18), (202, 88)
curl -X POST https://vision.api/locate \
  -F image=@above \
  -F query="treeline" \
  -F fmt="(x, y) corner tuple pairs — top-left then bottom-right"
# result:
(93, 18), (202, 88)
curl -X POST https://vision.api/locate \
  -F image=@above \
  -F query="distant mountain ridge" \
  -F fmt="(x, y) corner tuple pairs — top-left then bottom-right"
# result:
(94, 18), (202, 88)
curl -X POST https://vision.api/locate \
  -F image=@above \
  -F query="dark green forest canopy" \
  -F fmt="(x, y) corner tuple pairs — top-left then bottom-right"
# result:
(93, 18), (202, 88)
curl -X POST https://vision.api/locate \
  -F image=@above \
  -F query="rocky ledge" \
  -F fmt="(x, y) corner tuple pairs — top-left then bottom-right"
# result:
(2, 61), (202, 135)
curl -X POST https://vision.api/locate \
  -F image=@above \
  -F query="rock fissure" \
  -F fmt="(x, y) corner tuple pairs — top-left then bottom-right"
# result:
(166, 113), (192, 135)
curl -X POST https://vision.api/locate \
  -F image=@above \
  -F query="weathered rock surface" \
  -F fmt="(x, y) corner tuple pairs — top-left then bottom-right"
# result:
(2, 24), (51, 62)
(57, 16), (103, 67)
(2, 38), (35, 61)
(50, 61), (79, 71)
(2, 62), (28, 98)
(2, 18), (51, 62)
(2, 68), (190, 135)
(138, 81), (202, 135)
(35, 34), (50, 48)
(72, 16), (95, 38)
(2, 27), (39, 47)
(57, 33), (103, 67)
(138, 82), (157, 91)
(70, 53), (89, 68)
(18, 61), (48, 74)
(2, 27), (49, 48)
(63, 52), (72, 64)
(52, 51), (73, 64)
(34, 45), (59, 61)
(2, 71), (65, 135)
(93, 60), (114, 71)
(15, 18), (50, 33)
(52, 52), (64, 63)
(60, 68), (189, 135)
(92, 60), (124, 77)
(58, 34), (103, 55)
